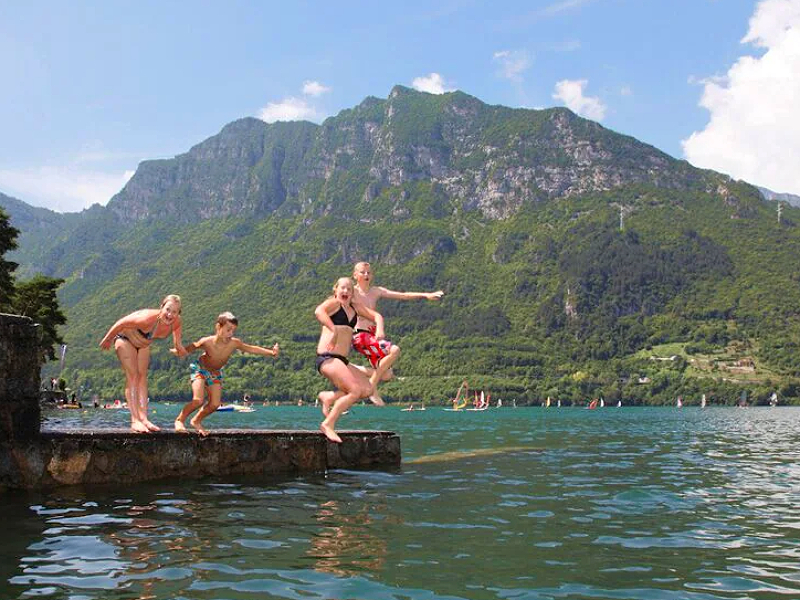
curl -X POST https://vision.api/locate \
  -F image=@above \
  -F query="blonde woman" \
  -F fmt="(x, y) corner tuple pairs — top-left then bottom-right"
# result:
(100, 294), (186, 432)
(315, 277), (385, 443)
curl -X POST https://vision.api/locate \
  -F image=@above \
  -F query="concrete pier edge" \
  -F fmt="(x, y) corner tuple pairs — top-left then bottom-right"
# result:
(1, 314), (401, 490)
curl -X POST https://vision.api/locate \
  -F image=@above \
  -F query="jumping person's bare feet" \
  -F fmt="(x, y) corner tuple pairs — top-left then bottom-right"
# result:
(189, 417), (209, 436)
(174, 420), (187, 432)
(144, 420), (161, 432)
(131, 421), (149, 433)
(320, 423), (342, 443)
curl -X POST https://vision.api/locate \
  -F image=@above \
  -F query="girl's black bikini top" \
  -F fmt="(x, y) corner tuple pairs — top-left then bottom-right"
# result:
(138, 317), (160, 340)
(330, 304), (357, 328)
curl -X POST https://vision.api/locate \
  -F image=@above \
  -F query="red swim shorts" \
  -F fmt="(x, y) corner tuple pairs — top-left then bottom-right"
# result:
(352, 329), (394, 368)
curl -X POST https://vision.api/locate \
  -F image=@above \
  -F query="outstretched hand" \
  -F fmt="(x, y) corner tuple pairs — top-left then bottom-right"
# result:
(428, 290), (445, 301)
(272, 343), (280, 357)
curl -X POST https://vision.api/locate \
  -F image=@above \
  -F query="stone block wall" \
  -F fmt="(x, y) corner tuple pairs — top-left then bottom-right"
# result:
(0, 314), (42, 440)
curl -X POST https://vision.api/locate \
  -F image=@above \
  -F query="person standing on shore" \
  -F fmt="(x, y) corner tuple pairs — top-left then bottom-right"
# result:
(99, 294), (186, 433)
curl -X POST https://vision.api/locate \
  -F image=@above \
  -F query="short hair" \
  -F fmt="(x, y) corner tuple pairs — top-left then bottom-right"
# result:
(353, 261), (371, 274)
(217, 311), (239, 327)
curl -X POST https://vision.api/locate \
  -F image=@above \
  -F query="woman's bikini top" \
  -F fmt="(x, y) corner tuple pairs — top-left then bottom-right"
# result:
(330, 304), (357, 329)
(138, 317), (160, 340)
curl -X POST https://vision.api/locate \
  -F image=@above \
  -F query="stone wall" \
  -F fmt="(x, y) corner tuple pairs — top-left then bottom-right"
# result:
(4, 429), (401, 489)
(0, 314), (42, 441)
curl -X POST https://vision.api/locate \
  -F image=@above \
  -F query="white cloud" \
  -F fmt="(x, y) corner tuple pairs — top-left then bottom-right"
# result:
(411, 72), (454, 94)
(257, 97), (319, 123)
(493, 50), (531, 83)
(682, 0), (800, 195)
(0, 166), (134, 213)
(552, 79), (607, 121)
(302, 80), (330, 97)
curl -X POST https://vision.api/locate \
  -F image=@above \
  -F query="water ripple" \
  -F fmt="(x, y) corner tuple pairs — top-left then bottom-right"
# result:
(5, 407), (800, 599)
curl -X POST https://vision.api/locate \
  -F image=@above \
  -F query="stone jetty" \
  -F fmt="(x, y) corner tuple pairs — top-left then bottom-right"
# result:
(0, 314), (401, 490)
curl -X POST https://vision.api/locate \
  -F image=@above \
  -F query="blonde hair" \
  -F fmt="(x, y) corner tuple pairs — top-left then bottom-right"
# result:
(216, 311), (239, 327)
(332, 277), (353, 294)
(353, 261), (371, 275)
(160, 294), (182, 314)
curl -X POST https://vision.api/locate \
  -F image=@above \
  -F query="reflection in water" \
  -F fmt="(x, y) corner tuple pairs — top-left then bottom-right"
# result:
(309, 500), (387, 577)
(5, 407), (800, 599)
(11, 493), (205, 599)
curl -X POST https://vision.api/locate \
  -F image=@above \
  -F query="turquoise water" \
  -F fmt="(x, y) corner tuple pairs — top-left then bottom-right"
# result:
(3, 405), (800, 599)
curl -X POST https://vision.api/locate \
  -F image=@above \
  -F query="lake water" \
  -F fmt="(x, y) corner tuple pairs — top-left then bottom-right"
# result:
(3, 405), (800, 600)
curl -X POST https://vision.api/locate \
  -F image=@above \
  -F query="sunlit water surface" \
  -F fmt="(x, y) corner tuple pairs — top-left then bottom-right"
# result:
(3, 405), (800, 599)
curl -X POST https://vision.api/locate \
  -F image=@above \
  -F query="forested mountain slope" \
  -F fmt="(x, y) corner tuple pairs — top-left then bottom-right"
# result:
(3, 87), (797, 405)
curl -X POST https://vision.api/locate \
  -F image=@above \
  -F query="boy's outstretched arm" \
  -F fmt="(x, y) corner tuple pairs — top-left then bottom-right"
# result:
(378, 286), (444, 301)
(237, 340), (280, 357)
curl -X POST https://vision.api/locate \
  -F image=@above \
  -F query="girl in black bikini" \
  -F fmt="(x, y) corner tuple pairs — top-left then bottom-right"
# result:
(315, 277), (385, 443)
(100, 294), (186, 433)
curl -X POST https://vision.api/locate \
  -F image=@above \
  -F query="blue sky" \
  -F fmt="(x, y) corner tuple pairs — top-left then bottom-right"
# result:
(1, 0), (798, 213)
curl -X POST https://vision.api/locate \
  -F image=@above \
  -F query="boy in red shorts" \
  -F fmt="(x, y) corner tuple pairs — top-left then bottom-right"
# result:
(351, 261), (444, 405)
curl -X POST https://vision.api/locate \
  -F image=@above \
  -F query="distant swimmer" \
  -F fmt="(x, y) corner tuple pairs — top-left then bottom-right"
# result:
(99, 294), (186, 433)
(315, 277), (385, 443)
(172, 312), (279, 436)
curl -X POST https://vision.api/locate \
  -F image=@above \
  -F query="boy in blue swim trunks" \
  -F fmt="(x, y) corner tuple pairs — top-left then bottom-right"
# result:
(173, 312), (280, 435)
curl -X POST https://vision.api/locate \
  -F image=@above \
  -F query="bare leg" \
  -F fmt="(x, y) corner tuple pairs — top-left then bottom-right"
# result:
(369, 346), (401, 406)
(319, 361), (372, 443)
(320, 393), (360, 443)
(317, 390), (344, 416)
(116, 340), (148, 433)
(135, 346), (159, 431)
(175, 378), (205, 432)
(190, 384), (221, 436)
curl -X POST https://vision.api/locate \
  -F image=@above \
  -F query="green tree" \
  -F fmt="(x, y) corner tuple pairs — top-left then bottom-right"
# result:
(13, 275), (67, 360)
(0, 208), (19, 308)
(0, 207), (66, 360)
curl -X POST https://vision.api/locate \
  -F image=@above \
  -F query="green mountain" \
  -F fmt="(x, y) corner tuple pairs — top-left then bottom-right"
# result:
(3, 86), (799, 406)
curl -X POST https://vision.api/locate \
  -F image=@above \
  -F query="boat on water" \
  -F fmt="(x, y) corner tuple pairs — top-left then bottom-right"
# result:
(217, 404), (255, 413)
(466, 390), (490, 411)
(587, 399), (598, 410)
(401, 404), (426, 412)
